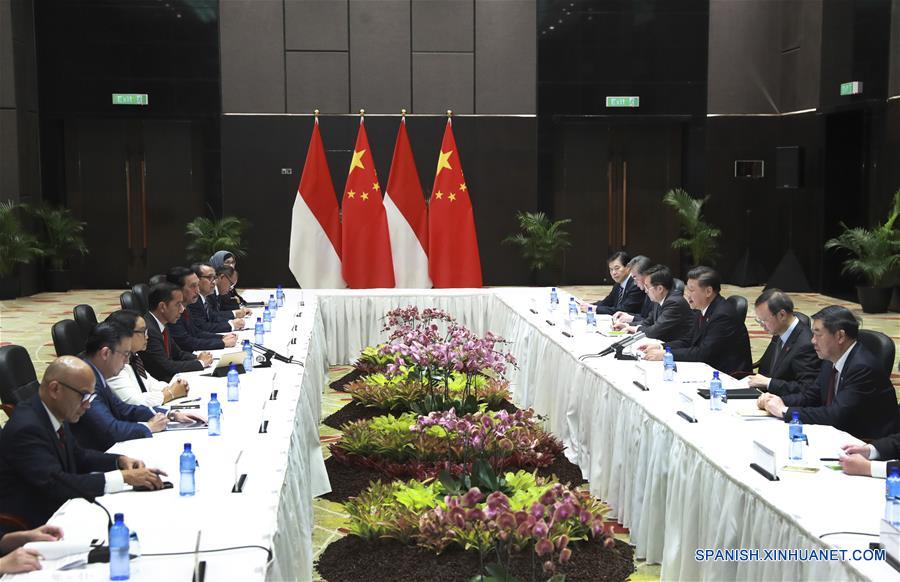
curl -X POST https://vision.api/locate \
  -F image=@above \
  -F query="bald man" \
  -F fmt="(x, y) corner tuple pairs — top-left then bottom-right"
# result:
(0, 357), (166, 528)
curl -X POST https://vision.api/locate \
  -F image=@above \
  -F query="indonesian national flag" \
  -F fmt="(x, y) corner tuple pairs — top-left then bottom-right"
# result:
(341, 118), (396, 288)
(385, 117), (431, 288)
(428, 118), (482, 287)
(289, 118), (346, 288)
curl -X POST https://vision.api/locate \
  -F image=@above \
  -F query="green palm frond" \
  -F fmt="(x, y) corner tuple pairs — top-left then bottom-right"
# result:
(825, 217), (900, 287)
(502, 211), (572, 272)
(185, 216), (251, 262)
(29, 204), (89, 270)
(662, 189), (720, 266)
(0, 201), (43, 277)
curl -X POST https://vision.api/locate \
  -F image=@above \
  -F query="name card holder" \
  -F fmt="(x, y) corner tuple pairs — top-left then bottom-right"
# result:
(676, 391), (698, 423)
(750, 440), (780, 481)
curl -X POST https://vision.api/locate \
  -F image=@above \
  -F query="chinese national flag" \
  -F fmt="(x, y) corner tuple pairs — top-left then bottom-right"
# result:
(341, 118), (396, 288)
(428, 118), (482, 287)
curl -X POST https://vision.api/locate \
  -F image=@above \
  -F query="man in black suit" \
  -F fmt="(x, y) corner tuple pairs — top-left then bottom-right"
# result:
(592, 251), (645, 316)
(167, 266), (238, 352)
(0, 356), (165, 529)
(189, 263), (246, 333)
(638, 266), (752, 375)
(840, 432), (900, 479)
(213, 265), (250, 314)
(758, 305), (899, 440)
(70, 322), (167, 451)
(612, 255), (654, 325)
(746, 289), (820, 396)
(142, 282), (212, 382)
(615, 265), (694, 342)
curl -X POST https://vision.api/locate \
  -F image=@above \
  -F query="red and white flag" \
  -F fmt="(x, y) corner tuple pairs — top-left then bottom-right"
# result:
(341, 117), (396, 288)
(289, 118), (346, 288)
(385, 117), (431, 288)
(428, 118), (482, 287)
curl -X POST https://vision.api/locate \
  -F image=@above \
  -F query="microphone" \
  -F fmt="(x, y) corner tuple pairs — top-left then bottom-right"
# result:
(50, 472), (113, 533)
(596, 332), (647, 357)
(251, 343), (302, 366)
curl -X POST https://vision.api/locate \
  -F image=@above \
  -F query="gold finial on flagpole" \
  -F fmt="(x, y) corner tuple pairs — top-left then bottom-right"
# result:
(447, 109), (453, 118)
(314, 109), (319, 118)
(359, 109), (365, 118)
(401, 108), (407, 118)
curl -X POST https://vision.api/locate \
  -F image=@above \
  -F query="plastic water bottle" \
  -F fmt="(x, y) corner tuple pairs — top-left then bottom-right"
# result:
(586, 306), (597, 327)
(709, 371), (725, 411)
(549, 287), (559, 311)
(254, 317), (265, 345)
(242, 339), (253, 372)
(263, 307), (272, 332)
(276, 285), (284, 308)
(886, 467), (900, 525)
(663, 346), (675, 382)
(179, 443), (196, 496)
(208, 393), (221, 436)
(109, 513), (130, 580)
(268, 294), (277, 314)
(788, 411), (802, 440)
(227, 363), (240, 402)
(567, 297), (578, 320)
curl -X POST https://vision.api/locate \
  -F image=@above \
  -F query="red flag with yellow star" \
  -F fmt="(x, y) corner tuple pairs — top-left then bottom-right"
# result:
(341, 118), (396, 288)
(428, 118), (482, 287)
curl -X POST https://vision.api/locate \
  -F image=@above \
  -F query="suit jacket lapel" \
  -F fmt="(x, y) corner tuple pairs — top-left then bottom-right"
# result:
(35, 397), (70, 471)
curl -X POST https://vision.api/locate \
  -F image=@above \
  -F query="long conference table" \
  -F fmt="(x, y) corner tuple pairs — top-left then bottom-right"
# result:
(14, 287), (899, 581)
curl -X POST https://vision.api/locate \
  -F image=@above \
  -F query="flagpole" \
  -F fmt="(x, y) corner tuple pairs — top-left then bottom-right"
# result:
(359, 108), (365, 124)
(447, 109), (452, 127)
(401, 108), (406, 125)
(314, 108), (319, 125)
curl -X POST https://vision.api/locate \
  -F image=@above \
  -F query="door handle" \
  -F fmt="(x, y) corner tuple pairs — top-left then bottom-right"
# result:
(607, 161), (614, 248)
(125, 159), (133, 254)
(140, 159), (148, 253)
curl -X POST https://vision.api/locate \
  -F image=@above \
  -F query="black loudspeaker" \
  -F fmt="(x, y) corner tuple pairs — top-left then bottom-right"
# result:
(775, 146), (802, 189)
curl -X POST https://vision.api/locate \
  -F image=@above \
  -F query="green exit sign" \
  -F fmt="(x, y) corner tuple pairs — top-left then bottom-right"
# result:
(606, 96), (640, 108)
(839, 82), (862, 96)
(112, 93), (149, 106)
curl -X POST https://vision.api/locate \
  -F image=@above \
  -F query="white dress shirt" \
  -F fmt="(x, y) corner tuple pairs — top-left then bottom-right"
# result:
(107, 364), (168, 408)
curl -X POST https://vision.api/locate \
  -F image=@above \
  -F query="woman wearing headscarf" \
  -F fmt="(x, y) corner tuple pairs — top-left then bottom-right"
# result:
(209, 250), (236, 270)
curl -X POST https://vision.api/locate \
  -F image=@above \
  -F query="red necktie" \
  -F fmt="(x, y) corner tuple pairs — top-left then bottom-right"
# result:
(825, 368), (838, 406)
(183, 309), (190, 321)
(57, 427), (66, 450)
(162, 327), (171, 356)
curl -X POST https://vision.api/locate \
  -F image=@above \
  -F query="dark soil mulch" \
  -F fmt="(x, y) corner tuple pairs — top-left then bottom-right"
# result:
(321, 451), (587, 503)
(330, 368), (366, 392)
(315, 532), (635, 582)
(322, 399), (522, 432)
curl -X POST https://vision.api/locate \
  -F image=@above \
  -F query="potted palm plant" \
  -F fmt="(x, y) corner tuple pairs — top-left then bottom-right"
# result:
(31, 204), (89, 292)
(662, 188), (721, 269)
(502, 211), (572, 285)
(825, 189), (900, 313)
(0, 201), (43, 299)
(185, 216), (250, 263)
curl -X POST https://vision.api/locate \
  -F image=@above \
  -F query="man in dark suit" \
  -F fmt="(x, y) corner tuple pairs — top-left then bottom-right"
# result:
(70, 322), (169, 451)
(746, 289), (820, 396)
(616, 265), (694, 342)
(592, 251), (646, 316)
(212, 265), (254, 315)
(612, 255), (654, 325)
(0, 356), (165, 528)
(142, 282), (212, 382)
(840, 432), (900, 479)
(189, 263), (246, 333)
(638, 266), (752, 375)
(167, 266), (238, 352)
(758, 305), (899, 440)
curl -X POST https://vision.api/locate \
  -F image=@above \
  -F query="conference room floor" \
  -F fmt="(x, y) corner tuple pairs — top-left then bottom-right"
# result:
(1, 285), (898, 581)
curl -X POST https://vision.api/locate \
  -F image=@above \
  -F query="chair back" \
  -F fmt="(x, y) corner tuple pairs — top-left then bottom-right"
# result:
(857, 330), (896, 377)
(120, 291), (140, 312)
(795, 311), (811, 328)
(132, 283), (150, 313)
(52, 319), (86, 357)
(73, 304), (98, 338)
(0, 345), (39, 406)
(672, 278), (685, 296)
(726, 295), (748, 322)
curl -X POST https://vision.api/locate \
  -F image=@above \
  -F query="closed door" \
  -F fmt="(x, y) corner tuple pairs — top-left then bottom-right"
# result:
(65, 119), (204, 287)
(553, 119), (682, 283)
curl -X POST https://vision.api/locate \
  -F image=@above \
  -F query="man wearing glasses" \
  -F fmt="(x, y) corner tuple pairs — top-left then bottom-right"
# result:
(746, 289), (820, 395)
(71, 322), (197, 451)
(0, 356), (166, 529)
(188, 263), (245, 332)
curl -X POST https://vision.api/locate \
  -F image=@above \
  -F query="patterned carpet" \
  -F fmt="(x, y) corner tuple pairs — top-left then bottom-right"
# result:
(1, 286), (897, 581)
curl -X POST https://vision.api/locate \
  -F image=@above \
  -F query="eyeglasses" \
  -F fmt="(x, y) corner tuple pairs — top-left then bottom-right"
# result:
(199, 275), (215, 281)
(133, 328), (148, 337)
(112, 348), (133, 359)
(57, 380), (97, 404)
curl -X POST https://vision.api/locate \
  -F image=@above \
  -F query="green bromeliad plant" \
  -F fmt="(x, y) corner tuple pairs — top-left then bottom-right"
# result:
(344, 472), (614, 579)
(346, 369), (511, 413)
(331, 408), (563, 480)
